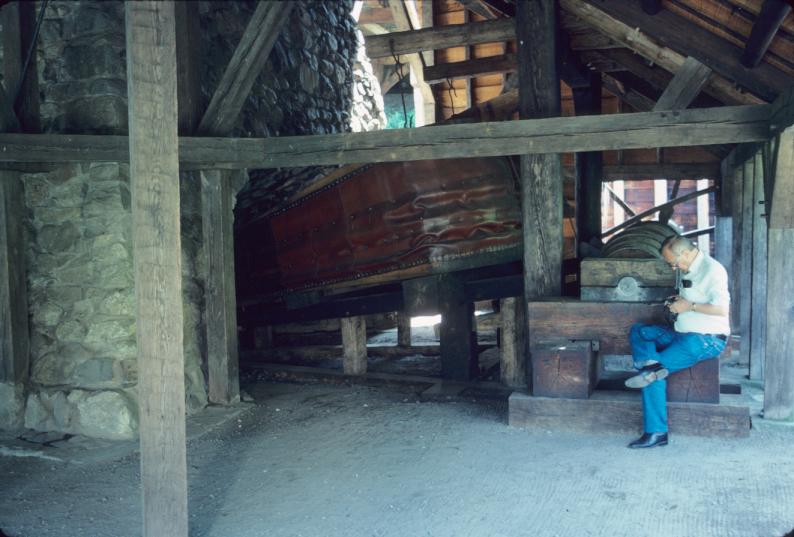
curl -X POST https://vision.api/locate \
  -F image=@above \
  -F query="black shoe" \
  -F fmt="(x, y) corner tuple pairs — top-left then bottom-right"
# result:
(628, 432), (668, 449)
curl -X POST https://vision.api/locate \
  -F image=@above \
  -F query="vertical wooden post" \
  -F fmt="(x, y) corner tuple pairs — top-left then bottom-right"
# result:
(438, 273), (478, 381)
(516, 0), (563, 389)
(764, 127), (794, 420)
(1, 0), (40, 132)
(572, 72), (603, 246)
(499, 297), (527, 388)
(341, 316), (367, 375)
(738, 157), (754, 366)
(397, 312), (412, 347)
(202, 170), (240, 404)
(729, 157), (743, 334)
(0, 172), (29, 384)
(696, 178), (711, 252)
(125, 3), (188, 536)
(749, 151), (767, 380)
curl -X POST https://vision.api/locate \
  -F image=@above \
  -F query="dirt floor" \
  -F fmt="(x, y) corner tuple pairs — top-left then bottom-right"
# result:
(2, 372), (794, 537)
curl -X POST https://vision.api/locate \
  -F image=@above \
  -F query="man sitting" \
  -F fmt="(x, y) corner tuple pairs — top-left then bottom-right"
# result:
(625, 235), (730, 449)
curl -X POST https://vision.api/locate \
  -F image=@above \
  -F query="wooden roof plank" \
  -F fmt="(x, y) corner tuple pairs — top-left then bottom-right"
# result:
(581, 0), (792, 102)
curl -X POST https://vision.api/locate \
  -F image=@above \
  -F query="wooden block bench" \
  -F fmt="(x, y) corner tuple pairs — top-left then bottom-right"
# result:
(527, 300), (722, 404)
(531, 340), (597, 399)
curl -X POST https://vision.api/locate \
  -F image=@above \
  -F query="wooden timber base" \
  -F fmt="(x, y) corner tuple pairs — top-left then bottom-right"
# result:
(508, 391), (750, 438)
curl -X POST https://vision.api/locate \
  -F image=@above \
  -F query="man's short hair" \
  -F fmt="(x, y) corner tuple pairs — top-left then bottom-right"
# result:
(660, 234), (696, 255)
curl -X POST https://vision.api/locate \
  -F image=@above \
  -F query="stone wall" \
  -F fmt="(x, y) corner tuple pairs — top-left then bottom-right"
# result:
(5, 0), (385, 439)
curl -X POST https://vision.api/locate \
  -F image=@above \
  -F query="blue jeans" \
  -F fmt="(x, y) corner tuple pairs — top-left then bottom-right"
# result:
(629, 324), (727, 433)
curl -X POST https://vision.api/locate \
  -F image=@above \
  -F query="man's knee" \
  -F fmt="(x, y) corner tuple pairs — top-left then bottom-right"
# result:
(629, 324), (646, 339)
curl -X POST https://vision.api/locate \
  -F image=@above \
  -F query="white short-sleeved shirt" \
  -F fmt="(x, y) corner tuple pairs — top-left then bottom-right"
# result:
(674, 250), (731, 336)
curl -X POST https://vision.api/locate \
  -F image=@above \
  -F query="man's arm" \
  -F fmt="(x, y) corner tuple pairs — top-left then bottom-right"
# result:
(668, 298), (728, 317)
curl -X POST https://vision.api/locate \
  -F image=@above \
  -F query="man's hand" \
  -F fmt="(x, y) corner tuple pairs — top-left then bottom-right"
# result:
(666, 295), (692, 314)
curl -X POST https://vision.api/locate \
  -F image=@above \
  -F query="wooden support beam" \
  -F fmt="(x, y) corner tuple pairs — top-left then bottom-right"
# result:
(742, 0), (792, 69)
(605, 183), (636, 216)
(197, 1), (294, 135)
(499, 297), (527, 388)
(601, 163), (721, 181)
(457, 0), (501, 20)
(397, 311), (412, 347)
(202, 170), (240, 404)
(561, 0), (764, 106)
(573, 71), (603, 245)
(578, 0), (792, 103)
(125, 2), (187, 536)
(0, 104), (772, 168)
(0, 172), (28, 384)
(764, 125), (794, 420)
(365, 18), (515, 59)
(424, 50), (589, 89)
(601, 185), (716, 238)
(518, 0), (563, 301)
(749, 152), (767, 381)
(341, 316), (367, 376)
(1, 0), (40, 132)
(174, 1), (202, 136)
(601, 72), (656, 112)
(653, 57), (712, 112)
(438, 274), (478, 381)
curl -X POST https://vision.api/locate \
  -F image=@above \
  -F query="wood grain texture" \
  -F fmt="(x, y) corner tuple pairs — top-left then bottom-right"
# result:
(174, 1), (202, 135)
(397, 311), (412, 347)
(517, 0), (563, 304)
(653, 57), (712, 112)
(531, 340), (596, 399)
(579, 258), (674, 287)
(1, 1), (39, 132)
(527, 300), (668, 355)
(764, 228), (794, 420)
(125, 3), (187, 536)
(500, 296), (527, 388)
(341, 316), (367, 375)
(202, 170), (240, 404)
(573, 72), (603, 245)
(424, 54), (517, 84)
(365, 17), (515, 59)
(0, 172), (29, 383)
(738, 158), (754, 367)
(0, 104), (772, 168)
(749, 151), (767, 381)
(601, 163), (721, 182)
(578, 0), (792, 103)
(561, 0), (763, 106)
(769, 126), (794, 229)
(438, 273), (478, 381)
(741, 0), (792, 69)
(197, 1), (294, 135)
(508, 392), (750, 437)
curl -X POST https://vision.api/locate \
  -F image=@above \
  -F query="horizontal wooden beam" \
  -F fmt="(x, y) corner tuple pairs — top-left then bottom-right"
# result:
(601, 163), (721, 181)
(365, 18), (514, 59)
(0, 105), (771, 169)
(424, 54), (516, 84)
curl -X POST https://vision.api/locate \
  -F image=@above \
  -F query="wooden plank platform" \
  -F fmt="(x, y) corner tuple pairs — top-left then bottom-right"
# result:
(508, 391), (750, 438)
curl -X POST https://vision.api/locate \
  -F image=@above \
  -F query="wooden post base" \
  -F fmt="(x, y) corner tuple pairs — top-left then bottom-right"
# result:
(508, 391), (750, 438)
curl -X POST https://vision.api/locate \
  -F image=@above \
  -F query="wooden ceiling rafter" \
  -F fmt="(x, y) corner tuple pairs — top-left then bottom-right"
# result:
(741, 0), (793, 68)
(559, 0), (762, 106)
(579, 0), (793, 102)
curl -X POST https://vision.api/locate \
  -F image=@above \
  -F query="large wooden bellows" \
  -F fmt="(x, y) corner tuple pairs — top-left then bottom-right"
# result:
(601, 221), (677, 258)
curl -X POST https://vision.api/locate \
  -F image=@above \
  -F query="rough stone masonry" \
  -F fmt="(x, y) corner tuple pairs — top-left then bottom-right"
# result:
(0, 0), (385, 439)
